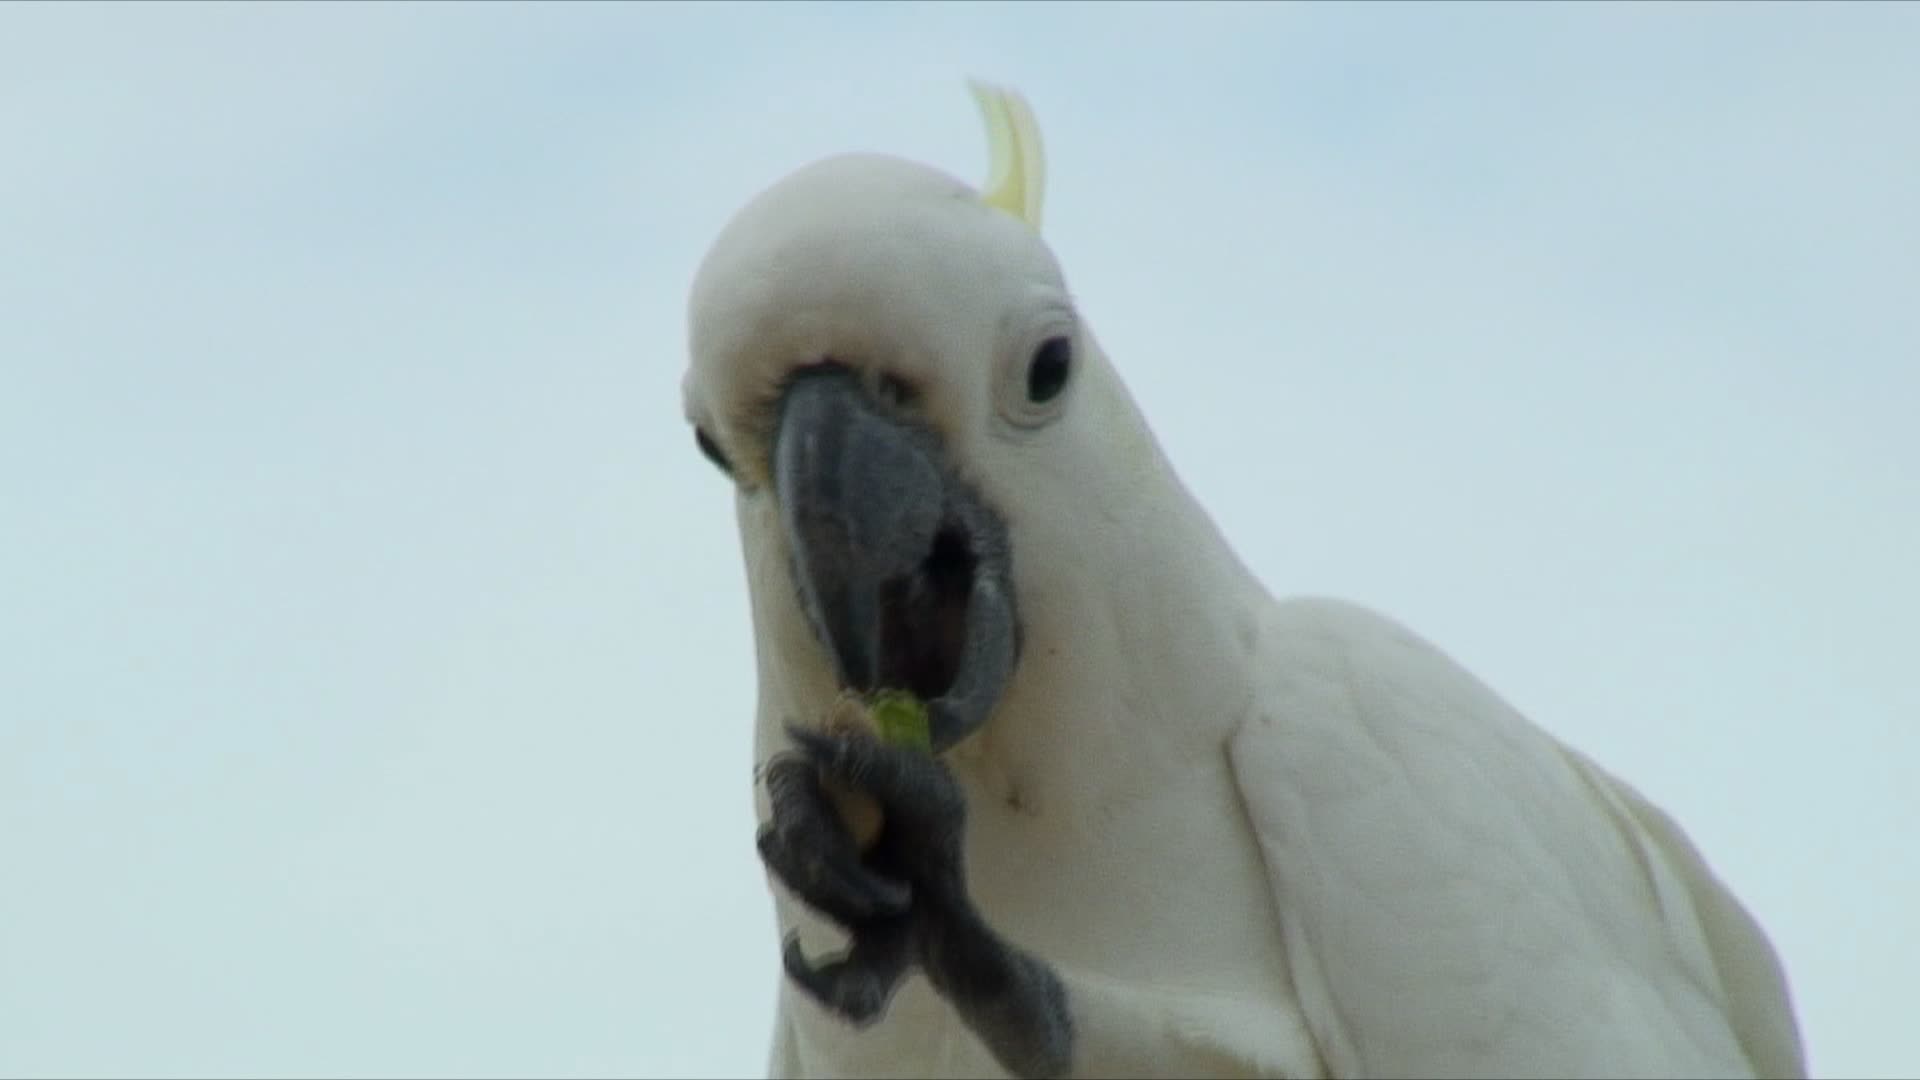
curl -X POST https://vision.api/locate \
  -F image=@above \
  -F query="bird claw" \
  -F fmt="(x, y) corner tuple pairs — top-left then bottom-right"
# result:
(781, 722), (968, 851)
(756, 724), (973, 1027)
(757, 755), (911, 925)
(781, 922), (913, 1027)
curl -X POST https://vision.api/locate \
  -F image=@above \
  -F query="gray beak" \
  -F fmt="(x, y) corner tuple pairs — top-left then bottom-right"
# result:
(771, 365), (1018, 752)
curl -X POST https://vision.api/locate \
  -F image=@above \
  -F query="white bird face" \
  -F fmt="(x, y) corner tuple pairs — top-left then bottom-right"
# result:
(683, 152), (1079, 493)
(680, 147), (1120, 750)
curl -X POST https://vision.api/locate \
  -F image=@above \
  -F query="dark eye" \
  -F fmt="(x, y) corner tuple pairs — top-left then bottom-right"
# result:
(1026, 335), (1072, 404)
(694, 427), (733, 476)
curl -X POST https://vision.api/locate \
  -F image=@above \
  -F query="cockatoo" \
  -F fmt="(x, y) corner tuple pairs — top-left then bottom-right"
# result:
(678, 82), (1807, 1080)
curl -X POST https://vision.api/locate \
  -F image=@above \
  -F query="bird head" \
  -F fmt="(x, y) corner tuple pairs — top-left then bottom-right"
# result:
(681, 84), (1249, 773)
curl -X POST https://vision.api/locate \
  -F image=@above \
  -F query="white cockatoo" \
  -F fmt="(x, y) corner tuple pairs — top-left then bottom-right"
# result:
(679, 82), (1806, 1080)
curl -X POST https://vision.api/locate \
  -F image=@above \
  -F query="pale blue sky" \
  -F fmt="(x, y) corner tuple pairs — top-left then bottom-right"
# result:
(3, 2), (1915, 1077)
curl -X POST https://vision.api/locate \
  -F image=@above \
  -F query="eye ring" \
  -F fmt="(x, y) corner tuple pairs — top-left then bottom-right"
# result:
(994, 315), (1079, 429)
(1026, 335), (1072, 405)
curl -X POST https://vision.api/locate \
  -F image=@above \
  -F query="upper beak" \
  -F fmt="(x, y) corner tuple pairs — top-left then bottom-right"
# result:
(770, 364), (1017, 752)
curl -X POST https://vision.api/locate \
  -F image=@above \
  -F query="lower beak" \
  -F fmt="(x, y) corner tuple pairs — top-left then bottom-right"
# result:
(770, 365), (1017, 752)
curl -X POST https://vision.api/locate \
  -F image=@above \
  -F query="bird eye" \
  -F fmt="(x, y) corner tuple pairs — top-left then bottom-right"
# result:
(694, 426), (734, 477)
(1026, 336), (1072, 404)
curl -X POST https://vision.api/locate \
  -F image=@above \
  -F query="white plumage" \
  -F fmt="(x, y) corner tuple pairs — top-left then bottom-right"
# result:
(680, 83), (1805, 1080)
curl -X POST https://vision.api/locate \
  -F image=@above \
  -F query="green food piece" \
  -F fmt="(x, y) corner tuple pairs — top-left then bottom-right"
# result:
(868, 689), (932, 752)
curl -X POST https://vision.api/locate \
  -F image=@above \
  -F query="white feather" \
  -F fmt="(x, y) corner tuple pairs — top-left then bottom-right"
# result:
(683, 84), (1806, 1080)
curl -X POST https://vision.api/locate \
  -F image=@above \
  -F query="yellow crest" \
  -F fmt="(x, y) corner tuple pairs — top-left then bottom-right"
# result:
(968, 80), (1046, 231)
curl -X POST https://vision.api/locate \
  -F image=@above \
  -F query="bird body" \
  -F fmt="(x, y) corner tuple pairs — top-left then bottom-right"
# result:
(681, 83), (1805, 1080)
